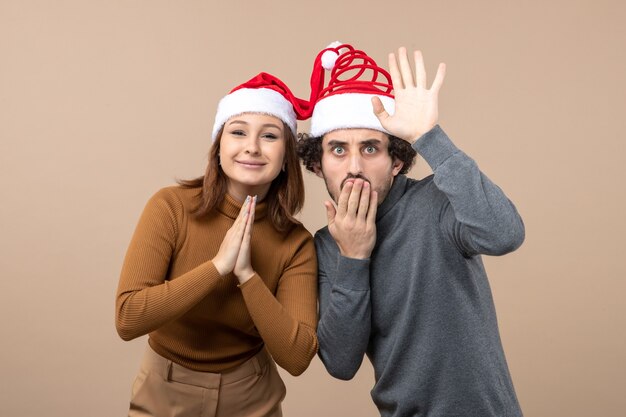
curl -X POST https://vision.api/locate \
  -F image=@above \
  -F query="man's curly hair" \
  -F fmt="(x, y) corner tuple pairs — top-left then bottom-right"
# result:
(296, 133), (417, 175)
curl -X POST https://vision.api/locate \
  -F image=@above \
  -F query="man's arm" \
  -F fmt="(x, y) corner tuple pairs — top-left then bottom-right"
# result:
(316, 179), (377, 380)
(416, 126), (525, 256)
(374, 47), (524, 256)
(316, 235), (372, 380)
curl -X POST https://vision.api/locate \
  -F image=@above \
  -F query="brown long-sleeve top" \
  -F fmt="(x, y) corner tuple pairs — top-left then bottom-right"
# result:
(116, 186), (318, 376)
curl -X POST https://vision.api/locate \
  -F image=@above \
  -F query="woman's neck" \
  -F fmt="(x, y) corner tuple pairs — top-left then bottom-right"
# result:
(226, 182), (270, 203)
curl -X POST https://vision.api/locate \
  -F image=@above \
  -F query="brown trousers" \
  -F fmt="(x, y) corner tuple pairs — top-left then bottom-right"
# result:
(128, 344), (286, 417)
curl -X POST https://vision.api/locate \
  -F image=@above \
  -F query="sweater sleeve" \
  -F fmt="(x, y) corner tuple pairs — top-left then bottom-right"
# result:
(115, 189), (224, 341)
(239, 230), (319, 376)
(315, 232), (372, 380)
(414, 125), (525, 257)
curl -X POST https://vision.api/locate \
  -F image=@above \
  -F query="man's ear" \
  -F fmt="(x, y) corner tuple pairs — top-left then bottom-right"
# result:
(312, 162), (324, 179)
(391, 158), (404, 177)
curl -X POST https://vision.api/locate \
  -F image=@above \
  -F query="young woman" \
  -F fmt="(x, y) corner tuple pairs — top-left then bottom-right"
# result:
(116, 73), (317, 417)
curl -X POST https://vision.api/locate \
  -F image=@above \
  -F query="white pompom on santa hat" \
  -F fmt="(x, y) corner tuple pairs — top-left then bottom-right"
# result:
(212, 72), (311, 141)
(308, 42), (396, 138)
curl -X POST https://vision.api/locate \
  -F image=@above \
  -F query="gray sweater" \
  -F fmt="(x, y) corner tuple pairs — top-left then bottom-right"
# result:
(315, 126), (525, 417)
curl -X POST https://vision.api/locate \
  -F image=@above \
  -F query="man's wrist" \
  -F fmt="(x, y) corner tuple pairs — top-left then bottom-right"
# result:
(339, 247), (372, 260)
(404, 124), (437, 144)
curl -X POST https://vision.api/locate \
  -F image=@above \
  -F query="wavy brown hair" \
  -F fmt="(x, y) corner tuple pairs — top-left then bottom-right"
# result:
(178, 123), (304, 232)
(296, 132), (417, 174)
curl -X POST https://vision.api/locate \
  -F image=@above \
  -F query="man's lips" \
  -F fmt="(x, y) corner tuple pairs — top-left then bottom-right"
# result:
(341, 176), (370, 189)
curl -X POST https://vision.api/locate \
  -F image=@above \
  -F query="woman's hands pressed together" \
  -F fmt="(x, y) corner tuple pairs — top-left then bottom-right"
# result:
(212, 195), (257, 285)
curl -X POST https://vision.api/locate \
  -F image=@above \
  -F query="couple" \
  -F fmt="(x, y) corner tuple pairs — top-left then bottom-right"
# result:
(116, 42), (525, 417)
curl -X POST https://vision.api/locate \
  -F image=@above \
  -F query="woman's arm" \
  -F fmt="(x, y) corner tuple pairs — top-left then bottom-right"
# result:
(115, 189), (223, 340)
(239, 231), (319, 376)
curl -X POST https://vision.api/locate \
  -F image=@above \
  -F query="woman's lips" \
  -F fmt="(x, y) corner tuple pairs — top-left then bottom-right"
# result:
(236, 160), (266, 169)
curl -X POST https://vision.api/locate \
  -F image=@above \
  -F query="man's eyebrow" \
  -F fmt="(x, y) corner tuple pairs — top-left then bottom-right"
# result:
(326, 139), (348, 148)
(359, 139), (383, 146)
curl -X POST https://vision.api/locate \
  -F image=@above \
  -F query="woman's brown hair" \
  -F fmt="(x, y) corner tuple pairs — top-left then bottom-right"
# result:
(178, 122), (304, 232)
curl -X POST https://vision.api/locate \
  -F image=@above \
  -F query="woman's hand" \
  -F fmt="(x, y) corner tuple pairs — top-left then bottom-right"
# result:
(212, 196), (253, 277)
(372, 47), (446, 144)
(234, 196), (256, 284)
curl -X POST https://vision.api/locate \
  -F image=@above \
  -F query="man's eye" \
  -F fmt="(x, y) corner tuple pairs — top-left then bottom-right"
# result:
(332, 146), (345, 155)
(364, 146), (377, 154)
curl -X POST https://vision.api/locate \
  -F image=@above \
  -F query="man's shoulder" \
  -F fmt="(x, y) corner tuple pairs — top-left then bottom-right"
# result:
(313, 227), (338, 260)
(404, 174), (435, 192)
(402, 174), (450, 207)
(313, 226), (332, 244)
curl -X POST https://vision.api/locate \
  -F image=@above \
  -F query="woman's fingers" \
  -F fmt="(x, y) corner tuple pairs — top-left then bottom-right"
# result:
(242, 196), (255, 248)
(234, 196), (256, 284)
(212, 196), (251, 276)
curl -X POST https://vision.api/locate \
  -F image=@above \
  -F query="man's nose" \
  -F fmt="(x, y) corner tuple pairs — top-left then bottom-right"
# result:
(348, 153), (363, 174)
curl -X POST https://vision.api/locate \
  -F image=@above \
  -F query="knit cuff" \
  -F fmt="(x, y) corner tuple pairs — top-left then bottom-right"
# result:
(237, 273), (262, 290)
(412, 125), (459, 171)
(334, 256), (370, 291)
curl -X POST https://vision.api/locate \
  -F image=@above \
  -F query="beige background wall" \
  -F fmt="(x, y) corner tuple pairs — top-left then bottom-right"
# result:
(1, 1), (624, 416)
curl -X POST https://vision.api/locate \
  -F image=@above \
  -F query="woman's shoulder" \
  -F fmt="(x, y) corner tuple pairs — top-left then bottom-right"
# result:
(283, 222), (315, 250)
(144, 185), (200, 220)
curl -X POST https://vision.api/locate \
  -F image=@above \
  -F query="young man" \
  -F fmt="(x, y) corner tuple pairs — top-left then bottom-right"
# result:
(298, 43), (525, 417)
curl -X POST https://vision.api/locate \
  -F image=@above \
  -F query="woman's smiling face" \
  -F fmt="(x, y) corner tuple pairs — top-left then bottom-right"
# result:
(219, 113), (286, 202)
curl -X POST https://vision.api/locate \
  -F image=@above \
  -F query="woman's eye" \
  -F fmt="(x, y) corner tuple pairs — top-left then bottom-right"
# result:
(262, 133), (278, 140)
(230, 130), (245, 136)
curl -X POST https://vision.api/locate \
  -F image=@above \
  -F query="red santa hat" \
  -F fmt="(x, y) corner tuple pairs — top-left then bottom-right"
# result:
(308, 42), (395, 137)
(212, 72), (311, 140)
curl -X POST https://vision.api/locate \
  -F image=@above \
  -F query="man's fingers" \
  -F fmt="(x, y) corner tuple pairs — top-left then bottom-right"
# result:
(347, 179), (364, 216)
(431, 62), (446, 93)
(367, 190), (378, 225)
(414, 50), (427, 89)
(372, 96), (390, 123)
(357, 181), (371, 222)
(398, 47), (415, 88)
(324, 200), (337, 225)
(337, 180), (352, 215)
(388, 52), (403, 89)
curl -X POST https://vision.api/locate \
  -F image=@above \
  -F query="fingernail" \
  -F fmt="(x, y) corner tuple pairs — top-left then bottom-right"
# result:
(245, 196), (250, 203)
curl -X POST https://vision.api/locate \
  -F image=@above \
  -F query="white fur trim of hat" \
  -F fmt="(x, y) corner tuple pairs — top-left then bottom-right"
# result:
(212, 88), (297, 140)
(310, 93), (395, 137)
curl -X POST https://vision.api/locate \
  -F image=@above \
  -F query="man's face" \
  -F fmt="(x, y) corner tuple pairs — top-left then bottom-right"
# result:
(314, 128), (404, 204)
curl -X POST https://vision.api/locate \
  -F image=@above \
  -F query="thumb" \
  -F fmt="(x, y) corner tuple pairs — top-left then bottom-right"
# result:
(324, 200), (337, 226)
(371, 96), (390, 124)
